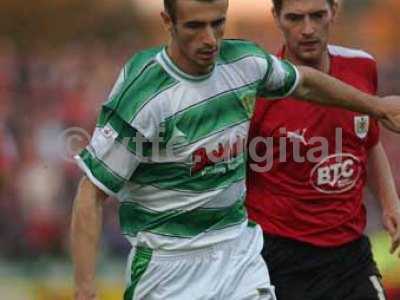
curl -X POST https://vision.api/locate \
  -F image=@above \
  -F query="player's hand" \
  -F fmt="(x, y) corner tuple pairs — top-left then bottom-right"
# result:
(380, 96), (400, 133)
(382, 206), (400, 258)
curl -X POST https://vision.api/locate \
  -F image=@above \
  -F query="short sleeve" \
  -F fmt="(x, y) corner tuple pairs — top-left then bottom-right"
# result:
(75, 107), (145, 197)
(75, 62), (147, 196)
(366, 60), (380, 149)
(365, 119), (380, 149)
(258, 54), (300, 99)
(76, 53), (162, 196)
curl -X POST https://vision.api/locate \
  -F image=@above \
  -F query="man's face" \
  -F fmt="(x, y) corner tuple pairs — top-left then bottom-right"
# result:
(163, 0), (228, 74)
(274, 0), (336, 64)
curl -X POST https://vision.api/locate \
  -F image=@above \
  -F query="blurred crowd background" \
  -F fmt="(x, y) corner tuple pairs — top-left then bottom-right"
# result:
(0, 0), (399, 299)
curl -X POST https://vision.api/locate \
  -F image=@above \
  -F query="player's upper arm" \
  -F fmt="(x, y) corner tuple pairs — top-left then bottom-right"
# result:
(257, 52), (301, 99)
(366, 57), (380, 148)
(370, 58), (378, 95)
(79, 175), (108, 202)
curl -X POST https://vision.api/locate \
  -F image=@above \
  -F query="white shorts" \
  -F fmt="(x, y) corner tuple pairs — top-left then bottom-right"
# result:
(124, 223), (276, 300)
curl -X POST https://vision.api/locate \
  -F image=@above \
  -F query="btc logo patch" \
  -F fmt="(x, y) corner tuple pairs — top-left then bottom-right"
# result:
(310, 153), (361, 194)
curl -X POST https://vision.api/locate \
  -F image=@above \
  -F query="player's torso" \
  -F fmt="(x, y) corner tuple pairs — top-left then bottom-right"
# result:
(247, 46), (379, 246)
(130, 45), (264, 203)
(119, 41), (267, 250)
(250, 46), (377, 198)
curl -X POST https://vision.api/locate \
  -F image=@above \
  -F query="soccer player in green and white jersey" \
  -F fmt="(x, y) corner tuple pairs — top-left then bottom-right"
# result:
(70, 1), (400, 299)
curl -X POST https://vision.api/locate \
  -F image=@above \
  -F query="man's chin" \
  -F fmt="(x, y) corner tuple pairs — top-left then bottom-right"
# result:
(298, 51), (323, 65)
(196, 60), (215, 72)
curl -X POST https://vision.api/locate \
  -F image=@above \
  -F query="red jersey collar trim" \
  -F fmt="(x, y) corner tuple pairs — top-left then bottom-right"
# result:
(277, 46), (286, 59)
(278, 45), (333, 74)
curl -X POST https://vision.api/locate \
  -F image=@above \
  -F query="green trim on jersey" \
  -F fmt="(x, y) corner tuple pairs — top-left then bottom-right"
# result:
(76, 39), (300, 251)
(163, 81), (258, 147)
(104, 47), (178, 125)
(105, 47), (162, 110)
(97, 108), (154, 157)
(124, 247), (153, 300)
(160, 48), (214, 82)
(125, 47), (163, 80)
(218, 39), (268, 64)
(260, 59), (299, 98)
(258, 56), (274, 96)
(120, 197), (246, 238)
(120, 63), (178, 123)
(97, 107), (135, 139)
(132, 154), (245, 192)
(80, 148), (125, 193)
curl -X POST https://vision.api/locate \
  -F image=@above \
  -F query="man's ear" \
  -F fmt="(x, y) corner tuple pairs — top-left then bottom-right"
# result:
(161, 11), (173, 34)
(330, 1), (339, 23)
(271, 7), (282, 31)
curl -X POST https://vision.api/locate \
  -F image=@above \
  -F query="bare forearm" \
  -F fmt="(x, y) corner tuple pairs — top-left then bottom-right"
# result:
(294, 66), (384, 118)
(368, 143), (400, 255)
(70, 176), (105, 298)
(368, 143), (400, 210)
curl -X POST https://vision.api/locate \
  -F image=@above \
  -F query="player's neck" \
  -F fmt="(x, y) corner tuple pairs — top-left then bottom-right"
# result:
(286, 49), (330, 74)
(166, 43), (213, 76)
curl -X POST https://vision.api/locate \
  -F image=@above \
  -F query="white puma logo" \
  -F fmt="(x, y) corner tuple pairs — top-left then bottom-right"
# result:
(287, 128), (308, 145)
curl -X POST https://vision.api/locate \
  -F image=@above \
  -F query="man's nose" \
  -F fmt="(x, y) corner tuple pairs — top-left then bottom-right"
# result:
(202, 26), (217, 47)
(302, 17), (315, 36)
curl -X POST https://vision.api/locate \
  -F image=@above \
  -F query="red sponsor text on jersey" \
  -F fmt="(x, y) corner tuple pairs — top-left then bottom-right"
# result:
(192, 137), (246, 174)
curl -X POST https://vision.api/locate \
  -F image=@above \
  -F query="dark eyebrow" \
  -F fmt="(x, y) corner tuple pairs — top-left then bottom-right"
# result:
(211, 17), (226, 26)
(183, 20), (207, 28)
(311, 10), (328, 16)
(284, 9), (328, 20)
(183, 17), (226, 29)
(284, 12), (304, 19)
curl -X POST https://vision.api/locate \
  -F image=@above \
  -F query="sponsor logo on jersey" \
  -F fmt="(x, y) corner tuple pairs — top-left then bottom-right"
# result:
(287, 128), (308, 145)
(191, 137), (246, 175)
(310, 153), (361, 194)
(354, 115), (369, 139)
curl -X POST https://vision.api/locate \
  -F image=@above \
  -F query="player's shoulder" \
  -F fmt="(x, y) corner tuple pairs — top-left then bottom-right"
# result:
(219, 39), (268, 63)
(123, 46), (165, 80)
(104, 46), (175, 124)
(328, 45), (376, 63)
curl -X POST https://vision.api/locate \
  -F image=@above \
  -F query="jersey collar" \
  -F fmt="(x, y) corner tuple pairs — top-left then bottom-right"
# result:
(277, 46), (286, 59)
(159, 47), (215, 82)
(278, 45), (332, 74)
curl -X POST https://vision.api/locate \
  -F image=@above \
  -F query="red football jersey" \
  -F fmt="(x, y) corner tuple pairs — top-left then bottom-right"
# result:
(246, 45), (380, 247)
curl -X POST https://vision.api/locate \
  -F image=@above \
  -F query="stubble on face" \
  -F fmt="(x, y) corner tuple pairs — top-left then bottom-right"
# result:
(276, 0), (336, 70)
(167, 0), (228, 75)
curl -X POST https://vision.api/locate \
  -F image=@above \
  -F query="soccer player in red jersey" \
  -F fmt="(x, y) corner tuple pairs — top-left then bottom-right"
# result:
(246, 0), (400, 299)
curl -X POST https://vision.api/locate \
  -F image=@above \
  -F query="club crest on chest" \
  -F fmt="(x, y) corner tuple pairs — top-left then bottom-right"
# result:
(354, 115), (369, 139)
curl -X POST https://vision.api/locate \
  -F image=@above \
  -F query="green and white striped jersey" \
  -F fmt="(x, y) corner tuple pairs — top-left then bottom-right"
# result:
(75, 39), (299, 251)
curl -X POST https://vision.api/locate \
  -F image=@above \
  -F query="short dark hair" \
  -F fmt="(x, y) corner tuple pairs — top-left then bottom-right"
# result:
(164, 0), (218, 23)
(164, 0), (177, 22)
(272, 0), (335, 15)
